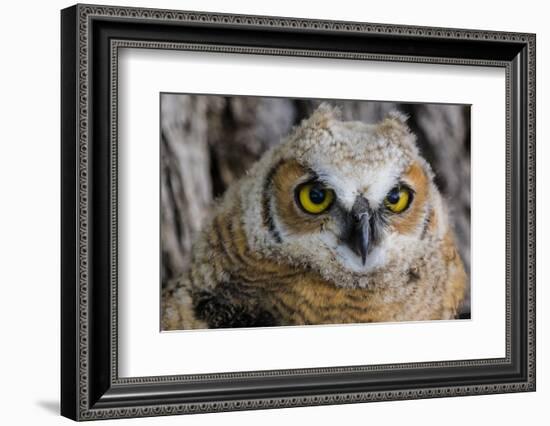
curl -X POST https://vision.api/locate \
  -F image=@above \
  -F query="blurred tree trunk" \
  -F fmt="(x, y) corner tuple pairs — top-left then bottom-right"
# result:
(160, 95), (212, 284)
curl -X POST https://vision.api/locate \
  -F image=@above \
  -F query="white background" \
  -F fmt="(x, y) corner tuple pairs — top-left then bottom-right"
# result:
(119, 50), (505, 377)
(0, 0), (546, 425)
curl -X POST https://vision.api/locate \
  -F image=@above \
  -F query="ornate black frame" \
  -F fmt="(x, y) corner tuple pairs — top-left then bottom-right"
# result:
(61, 3), (536, 421)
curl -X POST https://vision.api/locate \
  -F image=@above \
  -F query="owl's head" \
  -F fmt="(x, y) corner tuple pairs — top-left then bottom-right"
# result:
(240, 103), (447, 288)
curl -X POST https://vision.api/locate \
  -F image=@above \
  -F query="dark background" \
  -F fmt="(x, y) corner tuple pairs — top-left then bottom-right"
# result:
(160, 94), (471, 315)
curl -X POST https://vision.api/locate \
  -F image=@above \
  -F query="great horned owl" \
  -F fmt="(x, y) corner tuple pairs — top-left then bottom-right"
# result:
(162, 104), (467, 330)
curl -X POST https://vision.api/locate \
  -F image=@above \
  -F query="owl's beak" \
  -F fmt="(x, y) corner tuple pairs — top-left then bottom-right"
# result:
(343, 197), (371, 265)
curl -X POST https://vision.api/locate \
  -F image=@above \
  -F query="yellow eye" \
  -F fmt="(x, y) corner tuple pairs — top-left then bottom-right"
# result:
(384, 186), (412, 213)
(297, 182), (335, 214)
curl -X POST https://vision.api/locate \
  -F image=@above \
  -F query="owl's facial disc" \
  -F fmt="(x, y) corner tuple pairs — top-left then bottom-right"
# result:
(265, 159), (426, 278)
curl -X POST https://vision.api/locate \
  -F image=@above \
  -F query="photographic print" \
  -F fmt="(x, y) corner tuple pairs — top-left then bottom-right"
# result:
(160, 95), (471, 331)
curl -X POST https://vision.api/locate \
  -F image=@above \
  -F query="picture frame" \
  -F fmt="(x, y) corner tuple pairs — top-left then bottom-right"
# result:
(60, 3), (536, 421)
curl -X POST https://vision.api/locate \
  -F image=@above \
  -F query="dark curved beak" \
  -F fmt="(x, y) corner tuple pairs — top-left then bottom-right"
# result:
(343, 197), (372, 265)
(347, 214), (370, 264)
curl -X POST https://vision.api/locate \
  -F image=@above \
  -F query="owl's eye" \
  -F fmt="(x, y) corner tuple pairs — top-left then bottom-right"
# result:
(384, 186), (412, 213)
(296, 182), (335, 214)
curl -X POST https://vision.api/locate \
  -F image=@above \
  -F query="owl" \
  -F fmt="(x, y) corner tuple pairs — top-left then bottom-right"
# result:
(162, 104), (467, 330)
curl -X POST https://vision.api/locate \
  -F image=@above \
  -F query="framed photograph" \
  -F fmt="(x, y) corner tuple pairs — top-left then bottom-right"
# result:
(61, 4), (536, 421)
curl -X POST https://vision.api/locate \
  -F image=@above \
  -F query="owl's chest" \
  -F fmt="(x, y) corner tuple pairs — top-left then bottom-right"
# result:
(246, 271), (406, 325)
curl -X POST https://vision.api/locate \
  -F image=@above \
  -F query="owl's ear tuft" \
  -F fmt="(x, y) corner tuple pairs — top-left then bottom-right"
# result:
(303, 102), (342, 130)
(377, 110), (412, 137)
(387, 110), (410, 125)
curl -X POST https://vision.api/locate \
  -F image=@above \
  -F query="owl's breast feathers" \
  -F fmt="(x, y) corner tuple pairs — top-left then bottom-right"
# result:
(162, 191), (466, 330)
